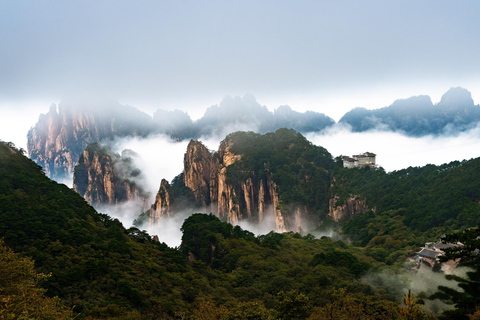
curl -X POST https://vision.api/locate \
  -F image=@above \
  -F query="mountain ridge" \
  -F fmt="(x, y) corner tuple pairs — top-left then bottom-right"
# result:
(28, 87), (480, 183)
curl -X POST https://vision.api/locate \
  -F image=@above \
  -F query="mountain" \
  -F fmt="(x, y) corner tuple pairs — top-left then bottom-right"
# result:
(339, 87), (480, 135)
(28, 88), (480, 184)
(142, 129), (339, 232)
(0, 140), (187, 316)
(27, 100), (156, 182)
(4, 137), (480, 318)
(28, 96), (334, 182)
(73, 142), (149, 209)
(196, 95), (335, 136)
(140, 128), (480, 246)
(1, 140), (397, 319)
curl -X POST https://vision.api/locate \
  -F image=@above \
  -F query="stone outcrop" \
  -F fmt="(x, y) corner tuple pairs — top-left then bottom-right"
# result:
(328, 195), (369, 222)
(149, 179), (174, 225)
(184, 141), (214, 207)
(28, 101), (154, 182)
(150, 137), (301, 231)
(73, 143), (148, 208)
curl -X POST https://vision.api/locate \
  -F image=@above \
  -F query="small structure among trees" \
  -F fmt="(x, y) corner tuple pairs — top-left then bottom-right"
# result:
(414, 241), (459, 273)
(343, 152), (376, 169)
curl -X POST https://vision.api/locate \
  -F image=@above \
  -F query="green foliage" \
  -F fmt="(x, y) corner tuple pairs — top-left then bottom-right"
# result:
(180, 213), (377, 311)
(309, 248), (371, 277)
(275, 290), (313, 320)
(336, 158), (480, 268)
(307, 288), (435, 320)
(0, 142), (193, 317)
(335, 159), (480, 232)
(180, 213), (255, 267)
(3, 140), (468, 319)
(224, 129), (334, 216)
(0, 239), (73, 319)
(431, 225), (480, 319)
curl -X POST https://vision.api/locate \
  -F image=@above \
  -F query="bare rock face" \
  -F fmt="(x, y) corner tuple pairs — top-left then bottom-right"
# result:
(180, 138), (289, 231)
(328, 195), (369, 222)
(146, 129), (336, 232)
(149, 179), (174, 225)
(28, 101), (154, 182)
(184, 140), (213, 208)
(73, 143), (148, 207)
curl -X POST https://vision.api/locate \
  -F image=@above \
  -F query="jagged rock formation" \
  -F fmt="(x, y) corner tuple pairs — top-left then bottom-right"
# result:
(182, 138), (289, 230)
(28, 97), (334, 182)
(184, 140), (215, 208)
(328, 196), (369, 222)
(149, 179), (174, 225)
(147, 129), (335, 232)
(28, 101), (155, 182)
(73, 143), (149, 207)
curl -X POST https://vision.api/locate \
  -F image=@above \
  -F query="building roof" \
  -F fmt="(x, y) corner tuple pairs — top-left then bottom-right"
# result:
(434, 242), (458, 250)
(417, 248), (441, 260)
(353, 152), (376, 158)
(343, 157), (356, 162)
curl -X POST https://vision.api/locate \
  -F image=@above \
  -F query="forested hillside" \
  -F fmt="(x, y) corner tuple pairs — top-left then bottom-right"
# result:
(1, 140), (431, 319)
(2, 138), (480, 319)
(330, 157), (480, 270)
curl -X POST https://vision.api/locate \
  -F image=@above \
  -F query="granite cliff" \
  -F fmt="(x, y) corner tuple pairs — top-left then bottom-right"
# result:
(73, 143), (149, 208)
(328, 195), (369, 222)
(149, 179), (174, 225)
(27, 101), (155, 182)
(146, 129), (335, 232)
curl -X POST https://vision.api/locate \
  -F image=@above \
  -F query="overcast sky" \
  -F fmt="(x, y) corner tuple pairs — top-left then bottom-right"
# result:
(1, 1), (480, 153)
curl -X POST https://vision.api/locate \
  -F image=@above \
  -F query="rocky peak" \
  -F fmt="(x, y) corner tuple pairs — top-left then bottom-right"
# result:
(28, 101), (155, 182)
(439, 87), (474, 108)
(184, 140), (214, 208)
(73, 143), (148, 207)
(158, 133), (308, 231)
(218, 138), (242, 167)
(149, 179), (174, 225)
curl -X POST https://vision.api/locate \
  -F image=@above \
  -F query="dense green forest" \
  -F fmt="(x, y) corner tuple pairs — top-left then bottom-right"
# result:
(332, 157), (480, 266)
(1, 138), (480, 319)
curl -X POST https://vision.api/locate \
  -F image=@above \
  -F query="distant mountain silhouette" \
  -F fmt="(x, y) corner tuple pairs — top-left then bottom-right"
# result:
(155, 94), (336, 138)
(339, 87), (480, 136)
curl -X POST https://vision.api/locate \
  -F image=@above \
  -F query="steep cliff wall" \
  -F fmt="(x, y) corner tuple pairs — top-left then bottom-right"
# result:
(183, 140), (214, 208)
(173, 137), (295, 231)
(73, 143), (148, 207)
(146, 129), (334, 231)
(28, 101), (154, 182)
(328, 195), (369, 222)
(149, 179), (174, 225)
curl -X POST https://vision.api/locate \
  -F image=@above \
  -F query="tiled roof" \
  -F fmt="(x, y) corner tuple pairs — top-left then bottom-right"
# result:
(417, 248), (441, 260)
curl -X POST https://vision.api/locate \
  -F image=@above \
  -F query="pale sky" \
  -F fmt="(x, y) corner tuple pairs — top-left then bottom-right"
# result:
(1, 1), (480, 152)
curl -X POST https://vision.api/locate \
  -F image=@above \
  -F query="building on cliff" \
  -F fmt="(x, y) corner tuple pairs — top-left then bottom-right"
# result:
(343, 152), (376, 169)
